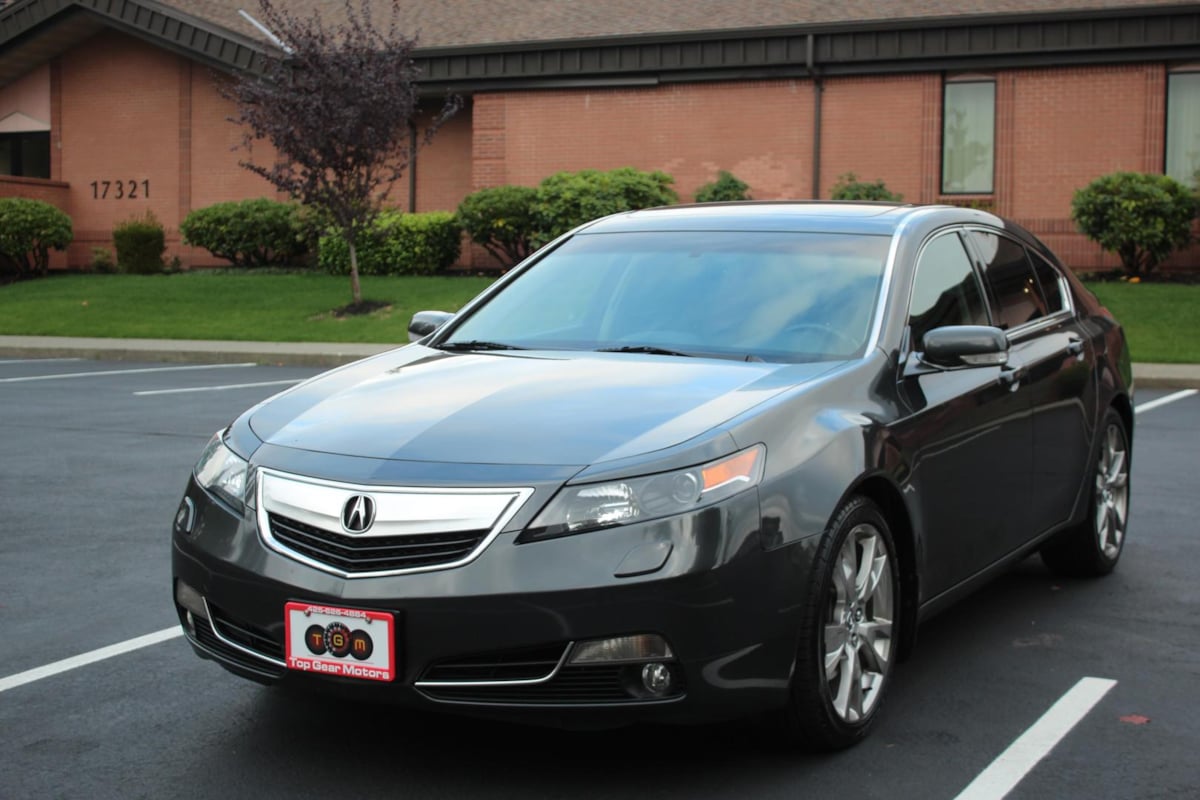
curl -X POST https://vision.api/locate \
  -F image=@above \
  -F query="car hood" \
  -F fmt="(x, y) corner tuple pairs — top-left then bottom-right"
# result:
(248, 347), (840, 466)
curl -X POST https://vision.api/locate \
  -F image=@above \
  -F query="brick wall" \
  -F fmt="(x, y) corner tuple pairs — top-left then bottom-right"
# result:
(12, 28), (1199, 273)
(485, 80), (816, 200)
(818, 74), (933, 202)
(58, 30), (183, 266)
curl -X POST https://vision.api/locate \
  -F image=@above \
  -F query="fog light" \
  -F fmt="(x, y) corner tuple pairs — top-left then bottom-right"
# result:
(184, 610), (196, 635)
(641, 662), (673, 696)
(568, 634), (673, 665)
(174, 580), (208, 622)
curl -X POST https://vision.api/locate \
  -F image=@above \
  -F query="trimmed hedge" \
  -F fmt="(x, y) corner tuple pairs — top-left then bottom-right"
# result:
(694, 170), (751, 203)
(457, 185), (538, 268)
(0, 197), (73, 278)
(830, 172), (903, 202)
(531, 167), (678, 245)
(318, 210), (462, 275)
(113, 212), (166, 274)
(181, 198), (309, 267)
(1072, 171), (1197, 276)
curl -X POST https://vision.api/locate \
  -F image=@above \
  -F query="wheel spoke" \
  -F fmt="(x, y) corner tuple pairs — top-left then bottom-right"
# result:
(835, 544), (857, 602)
(824, 624), (848, 679)
(1106, 449), (1126, 487)
(831, 648), (855, 719)
(858, 620), (892, 674)
(855, 532), (879, 602)
(845, 652), (865, 722)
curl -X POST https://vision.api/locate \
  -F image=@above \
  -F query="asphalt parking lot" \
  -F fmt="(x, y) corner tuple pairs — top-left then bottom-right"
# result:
(1, 356), (1197, 799)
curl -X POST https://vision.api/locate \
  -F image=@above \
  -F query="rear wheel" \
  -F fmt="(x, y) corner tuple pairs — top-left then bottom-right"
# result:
(1041, 408), (1130, 577)
(779, 496), (900, 750)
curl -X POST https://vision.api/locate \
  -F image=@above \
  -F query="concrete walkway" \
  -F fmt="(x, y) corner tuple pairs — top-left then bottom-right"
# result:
(1, 334), (1198, 388)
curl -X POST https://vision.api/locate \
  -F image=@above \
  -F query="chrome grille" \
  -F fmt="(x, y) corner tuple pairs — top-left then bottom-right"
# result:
(269, 513), (489, 574)
(256, 471), (533, 578)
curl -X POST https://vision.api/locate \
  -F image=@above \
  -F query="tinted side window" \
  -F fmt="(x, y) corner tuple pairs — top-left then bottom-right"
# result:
(908, 232), (989, 349)
(1029, 254), (1067, 315)
(969, 231), (1044, 330)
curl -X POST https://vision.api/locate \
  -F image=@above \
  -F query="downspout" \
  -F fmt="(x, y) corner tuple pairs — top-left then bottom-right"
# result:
(408, 120), (418, 213)
(808, 33), (823, 199)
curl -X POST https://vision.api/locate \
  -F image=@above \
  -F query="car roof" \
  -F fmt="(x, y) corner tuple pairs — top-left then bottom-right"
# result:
(579, 201), (1000, 236)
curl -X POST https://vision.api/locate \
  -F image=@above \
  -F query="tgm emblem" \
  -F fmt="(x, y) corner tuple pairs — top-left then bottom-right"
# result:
(341, 495), (376, 533)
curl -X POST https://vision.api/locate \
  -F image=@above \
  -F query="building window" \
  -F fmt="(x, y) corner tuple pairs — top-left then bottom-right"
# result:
(0, 131), (51, 179)
(1166, 71), (1200, 186)
(942, 80), (995, 194)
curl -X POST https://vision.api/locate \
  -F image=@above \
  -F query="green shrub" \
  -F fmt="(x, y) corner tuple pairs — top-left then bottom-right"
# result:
(0, 197), (73, 278)
(830, 172), (903, 202)
(457, 185), (538, 268)
(180, 198), (309, 267)
(1071, 171), (1198, 276)
(694, 170), (751, 203)
(113, 212), (166, 274)
(319, 210), (461, 275)
(532, 167), (678, 245)
(90, 246), (117, 274)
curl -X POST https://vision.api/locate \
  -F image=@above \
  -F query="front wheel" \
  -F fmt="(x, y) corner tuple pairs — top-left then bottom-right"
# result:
(1041, 407), (1131, 577)
(778, 496), (900, 750)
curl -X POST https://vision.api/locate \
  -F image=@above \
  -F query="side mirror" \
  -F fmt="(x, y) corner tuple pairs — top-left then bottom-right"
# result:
(921, 325), (1009, 368)
(408, 310), (453, 342)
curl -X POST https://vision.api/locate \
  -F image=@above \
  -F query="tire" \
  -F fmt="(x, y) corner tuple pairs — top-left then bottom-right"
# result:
(778, 496), (901, 751)
(1041, 407), (1131, 578)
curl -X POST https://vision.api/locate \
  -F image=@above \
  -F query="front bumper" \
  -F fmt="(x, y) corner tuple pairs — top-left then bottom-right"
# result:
(171, 474), (811, 726)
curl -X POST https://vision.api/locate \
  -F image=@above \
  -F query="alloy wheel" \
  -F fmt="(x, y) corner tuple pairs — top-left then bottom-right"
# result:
(1095, 421), (1129, 560)
(823, 523), (894, 723)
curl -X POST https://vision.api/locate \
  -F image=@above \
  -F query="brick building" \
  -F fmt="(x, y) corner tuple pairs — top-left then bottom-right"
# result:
(1, 0), (1198, 270)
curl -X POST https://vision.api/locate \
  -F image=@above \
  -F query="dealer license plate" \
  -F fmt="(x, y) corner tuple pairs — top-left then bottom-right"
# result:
(284, 602), (395, 682)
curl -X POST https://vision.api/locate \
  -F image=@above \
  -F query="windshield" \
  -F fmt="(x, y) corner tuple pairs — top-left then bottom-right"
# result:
(443, 230), (891, 362)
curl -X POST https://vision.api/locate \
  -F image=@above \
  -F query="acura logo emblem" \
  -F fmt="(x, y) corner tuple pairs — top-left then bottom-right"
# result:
(341, 495), (376, 533)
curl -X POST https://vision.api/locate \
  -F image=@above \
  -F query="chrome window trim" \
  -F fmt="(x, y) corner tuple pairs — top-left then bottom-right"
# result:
(898, 225), (991, 351)
(962, 226), (1078, 340)
(866, 206), (947, 354)
(1003, 308), (1077, 343)
(255, 469), (535, 579)
(414, 643), (575, 688)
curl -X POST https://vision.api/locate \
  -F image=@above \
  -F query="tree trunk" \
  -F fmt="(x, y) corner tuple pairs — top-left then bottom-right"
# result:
(348, 236), (363, 305)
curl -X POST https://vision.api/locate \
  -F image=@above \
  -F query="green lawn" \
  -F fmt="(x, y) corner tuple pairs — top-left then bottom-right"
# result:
(1082, 280), (1200, 364)
(0, 272), (1194, 363)
(0, 272), (495, 343)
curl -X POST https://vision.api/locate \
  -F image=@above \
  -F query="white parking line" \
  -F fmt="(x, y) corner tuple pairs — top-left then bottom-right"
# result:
(1134, 389), (1197, 415)
(0, 363), (257, 383)
(135, 379), (304, 396)
(0, 357), (84, 365)
(0, 627), (183, 694)
(953, 677), (1117, 800)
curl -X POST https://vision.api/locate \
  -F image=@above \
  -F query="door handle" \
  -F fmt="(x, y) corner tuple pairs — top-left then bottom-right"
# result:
(999, 365), (1025, 390)
(1066, 336), (1084, 357)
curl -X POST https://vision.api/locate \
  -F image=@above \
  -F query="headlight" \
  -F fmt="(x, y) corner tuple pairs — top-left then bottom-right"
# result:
(521, 445), (765, 541)
(194, 430), (250, 511)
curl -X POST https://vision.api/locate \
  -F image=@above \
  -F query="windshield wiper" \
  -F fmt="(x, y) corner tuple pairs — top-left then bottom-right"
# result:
(436, 340), (527, 352)
(596, 345), (693, 357)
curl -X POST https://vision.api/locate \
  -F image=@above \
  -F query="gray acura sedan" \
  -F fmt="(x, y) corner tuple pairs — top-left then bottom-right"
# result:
(172, 202), (1132, 750)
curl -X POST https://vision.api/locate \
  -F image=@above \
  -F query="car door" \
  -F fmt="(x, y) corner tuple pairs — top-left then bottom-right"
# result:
(964, 229), (1095, 544)
(893, 229), (1034, 599)
(1007, 245), (1098, 532)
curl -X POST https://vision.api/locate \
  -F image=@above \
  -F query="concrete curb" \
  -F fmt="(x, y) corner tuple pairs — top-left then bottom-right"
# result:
(0, 336), (394, 369)
(1, 335), (1199, 389)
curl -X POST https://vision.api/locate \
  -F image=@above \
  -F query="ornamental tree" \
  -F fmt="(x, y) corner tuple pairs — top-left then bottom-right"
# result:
(230, 0), (459, 307)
